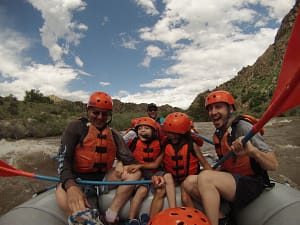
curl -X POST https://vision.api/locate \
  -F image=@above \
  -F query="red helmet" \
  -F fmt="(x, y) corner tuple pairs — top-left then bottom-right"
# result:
(131, 118), (139, 128)
(148, 207), (211, 225)
(205, 90), (235, 110)
(135, 117), (158, 130)
(163, 112), (191, 134)
(87, 92), (113, 111)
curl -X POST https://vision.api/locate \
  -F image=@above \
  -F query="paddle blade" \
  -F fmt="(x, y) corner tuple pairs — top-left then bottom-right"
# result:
(0, 160), (35, 178)
(0, 160), (17, 170)
(271, 6), (300, 115)
(0, 166), (17, 177)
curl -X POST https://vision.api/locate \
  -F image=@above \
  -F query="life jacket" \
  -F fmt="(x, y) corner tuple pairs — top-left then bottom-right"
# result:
(128, 137), (162, 164)
(73, 118), (117, 173)
(163, 139), (200, 183)
(213, 115), (273, 187)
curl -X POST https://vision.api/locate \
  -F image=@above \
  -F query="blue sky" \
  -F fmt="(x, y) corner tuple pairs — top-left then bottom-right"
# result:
(0, 0), (295, 109)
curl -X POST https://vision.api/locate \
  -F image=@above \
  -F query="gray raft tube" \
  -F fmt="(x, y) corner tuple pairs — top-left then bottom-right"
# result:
(0, 182), (300, 225)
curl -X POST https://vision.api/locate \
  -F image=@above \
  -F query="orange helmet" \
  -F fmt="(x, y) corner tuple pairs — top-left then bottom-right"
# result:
(148, 207), (211, 225)
(163, 112), (191, 134)
(131, 118), (139, 128)
(87, 92), (113, 111)
(205, 90), (235, 110)
(135, 117), (158, 130)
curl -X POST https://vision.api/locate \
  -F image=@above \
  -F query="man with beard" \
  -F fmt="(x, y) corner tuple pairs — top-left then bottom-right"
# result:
(182, 90), (278, 225)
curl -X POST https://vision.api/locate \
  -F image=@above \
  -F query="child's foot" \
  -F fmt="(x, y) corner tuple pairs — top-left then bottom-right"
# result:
(140, 213), (150, 225)
(128, 218), (140, 225)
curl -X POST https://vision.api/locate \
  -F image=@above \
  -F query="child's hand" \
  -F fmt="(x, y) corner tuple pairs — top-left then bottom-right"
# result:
(152, 175), (165, 188)
(126, 164), (141, 173)
(114, 162), (124, 177)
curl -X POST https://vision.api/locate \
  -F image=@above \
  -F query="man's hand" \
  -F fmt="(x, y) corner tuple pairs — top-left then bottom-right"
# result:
(231, 136), (255, 156)
(66, 185), (91, 213)
(114, 161), (124, 178)
(126, 164), (141, 173)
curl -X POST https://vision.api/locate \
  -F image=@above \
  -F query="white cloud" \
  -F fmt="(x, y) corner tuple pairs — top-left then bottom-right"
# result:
(132, 0), (295, 108)
(75, 56), (84, 67)
(134, 0), (159, 15)
(99, 82), (111, 86)
(0, 62), (89, 102)
(101, 16), (109, 26)
(120, 32), (139, 49)
(141, 45), (164, 67)
(28, 0), (88, 63)
(0, 16), (88, 102)
(0, 29), (30, 77)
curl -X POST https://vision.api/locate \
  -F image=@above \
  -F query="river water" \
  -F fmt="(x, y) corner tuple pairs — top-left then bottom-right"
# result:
(0, 117), (299, 216)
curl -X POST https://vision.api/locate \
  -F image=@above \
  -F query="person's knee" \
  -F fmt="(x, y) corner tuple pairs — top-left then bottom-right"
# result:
(154, 187), (166, 199)
(163, 173), (174, 184)
(136, 186), (148, 198)
(197, 170), (213, 185)
(182, 175), (195, 191)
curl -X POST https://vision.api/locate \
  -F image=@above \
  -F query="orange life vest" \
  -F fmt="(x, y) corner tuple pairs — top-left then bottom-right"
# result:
(129, 138), (162, 164)
(213, 130), (255, 176)
(73, 123), (117, 173)
(213, 115), (265, 176)
(163, 140), (200, 183)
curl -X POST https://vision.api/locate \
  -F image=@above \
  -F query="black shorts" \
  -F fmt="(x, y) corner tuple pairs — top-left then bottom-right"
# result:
(232, 174), (265, 208)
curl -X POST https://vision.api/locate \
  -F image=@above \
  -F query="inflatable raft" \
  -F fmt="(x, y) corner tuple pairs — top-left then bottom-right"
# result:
(0, 181), (299, 225)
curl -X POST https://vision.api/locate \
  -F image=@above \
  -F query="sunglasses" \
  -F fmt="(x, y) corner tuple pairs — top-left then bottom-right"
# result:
(148, 109), (157, 112)
(91, 110), (109, 117)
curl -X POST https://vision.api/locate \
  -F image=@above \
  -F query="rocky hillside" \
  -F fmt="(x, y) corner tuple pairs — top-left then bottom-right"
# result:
(187, 1), (300, 121)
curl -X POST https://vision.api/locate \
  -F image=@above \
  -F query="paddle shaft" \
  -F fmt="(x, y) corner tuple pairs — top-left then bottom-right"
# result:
(191, 131), (214, 145)
(0, 165), (152, 185)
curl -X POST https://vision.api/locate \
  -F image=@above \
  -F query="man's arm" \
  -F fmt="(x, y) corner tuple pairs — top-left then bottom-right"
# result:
(232, 136), (278, 171)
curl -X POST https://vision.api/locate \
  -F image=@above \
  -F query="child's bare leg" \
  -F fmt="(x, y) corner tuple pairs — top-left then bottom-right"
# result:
(149, 187), (166, 217)
(129, 185), (148, 219)
(164, 173), (176, 208)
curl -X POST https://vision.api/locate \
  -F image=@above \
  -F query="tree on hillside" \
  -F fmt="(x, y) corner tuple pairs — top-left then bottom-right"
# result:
(24, 89), (53, 104)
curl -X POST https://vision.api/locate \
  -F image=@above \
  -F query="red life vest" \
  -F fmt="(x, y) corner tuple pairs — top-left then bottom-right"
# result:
(129, 138), (162, 164)
(73, 123), (117, 173)
(163, 140), (200, 183)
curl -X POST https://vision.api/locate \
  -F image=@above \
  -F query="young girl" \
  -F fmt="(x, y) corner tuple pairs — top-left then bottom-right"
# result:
(150, 112), (212, 217)
(125, 117), (164, 225)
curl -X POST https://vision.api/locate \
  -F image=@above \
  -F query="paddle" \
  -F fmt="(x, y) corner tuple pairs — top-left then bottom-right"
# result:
(0, 160), (152, 185)
(212, 8), (300, 169)
(191, 131), (214, 145)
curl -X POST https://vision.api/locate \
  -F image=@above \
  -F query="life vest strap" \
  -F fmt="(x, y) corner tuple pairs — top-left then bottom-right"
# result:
(93, 162), (107, 168)
(172, 165), (184, 170)
(143, 158), (154, 162)
(97, 134), (107, 139)
(171, 155), (183, 160)
(143, 148), (154, 153)
(95, 146), (107, 153)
